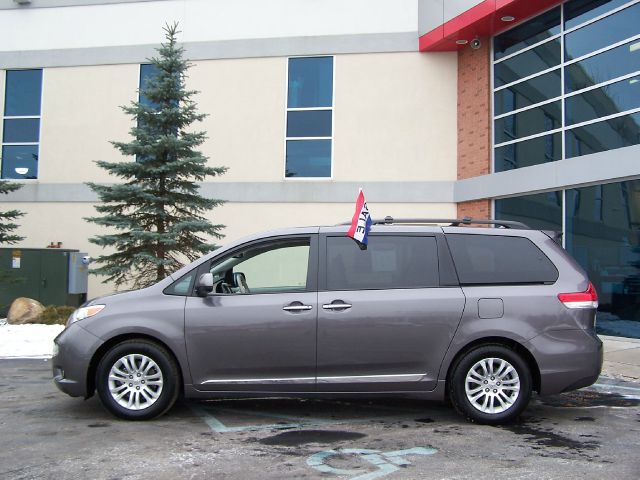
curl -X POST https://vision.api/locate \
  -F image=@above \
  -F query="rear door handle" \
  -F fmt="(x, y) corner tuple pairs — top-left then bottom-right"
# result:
(322, 303), (352, 310)
(283, 305), (313, 312)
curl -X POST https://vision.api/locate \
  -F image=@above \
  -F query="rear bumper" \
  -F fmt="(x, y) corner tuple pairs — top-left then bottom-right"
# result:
(52, 323), (103, 398)
(526, 328), (603, 395)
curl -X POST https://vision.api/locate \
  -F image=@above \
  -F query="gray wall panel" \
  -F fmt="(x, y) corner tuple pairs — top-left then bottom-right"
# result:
(2, 181), (455, 203)
(455, 145), (640, 201)
(0, 32), (418, 69)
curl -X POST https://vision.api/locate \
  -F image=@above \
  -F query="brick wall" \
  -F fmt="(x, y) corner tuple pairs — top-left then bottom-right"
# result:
(457, 36), (491, 219)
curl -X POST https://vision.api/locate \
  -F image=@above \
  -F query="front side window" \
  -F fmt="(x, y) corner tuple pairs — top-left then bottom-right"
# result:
(209, 239), (311, 294)
(285, 56), (333, 178)
(2, 69), (42, 179)
(326, 236), (439, 290)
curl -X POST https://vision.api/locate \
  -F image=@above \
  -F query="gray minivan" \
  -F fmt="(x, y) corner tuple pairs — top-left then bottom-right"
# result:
(53, 218), (602, 424)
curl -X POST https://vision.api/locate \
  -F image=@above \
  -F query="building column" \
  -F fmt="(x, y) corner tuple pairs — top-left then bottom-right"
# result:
(457, 36), (491, 219)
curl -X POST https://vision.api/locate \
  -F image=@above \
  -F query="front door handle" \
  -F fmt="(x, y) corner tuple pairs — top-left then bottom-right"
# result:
(283, 305), (313, 312)
(322, 303), (352, 310)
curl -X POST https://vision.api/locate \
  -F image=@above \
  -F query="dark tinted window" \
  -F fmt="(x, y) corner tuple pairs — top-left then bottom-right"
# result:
(565, 3), (640, 60)
(495, 133), (561, 171)
(565, 40), (640, 93)
(288, 57), (333, 108)
(4, 70), (42, 116)
(446, 234), (558, 285)
(1, 145), (38, 179)
(285, 139), (331, 177)
(494, 7), (560, 59)
(495, 192), (563, 232)
(565, 76), (640, 126)
(494, 40), (561, 87)
(495, 101), (561, 143)
(565, 0), (632, 30)
(494, 70), (561, 115)
(566, 112), (640, 158)
(326, 236), (439, 290)
(2, 118), (40, 143)
(286, 110), (332, 137)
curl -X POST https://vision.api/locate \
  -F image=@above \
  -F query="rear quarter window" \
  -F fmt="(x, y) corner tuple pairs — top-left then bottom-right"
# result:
(446, 234), (558, 285)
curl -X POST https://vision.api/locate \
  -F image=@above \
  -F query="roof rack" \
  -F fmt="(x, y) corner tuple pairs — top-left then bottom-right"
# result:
(337, 216), (529, 229)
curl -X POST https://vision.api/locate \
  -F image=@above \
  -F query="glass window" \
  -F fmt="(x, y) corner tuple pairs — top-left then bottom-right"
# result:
(210, 240), (310, 294)
(1, 145), (39, 179)
(566, 39), (640, 93)
(564, 0), (631, 30)
(494, 7), (561, 60)
(495, 101), (561, 143)
(287, 57), (333, 108)
(565, 76), (640, 126)
(4, 70), (42, 116)
(447, 234), (558, 285)
(286, 110), (332, 137)
(285, 140), (331, 177)
(494, 40), (561, 87)
(2, 118), (40, 143)
(495, 192), (563, 232)
(139, 63), (160, 108)
(285, 57), (334, 178)
(495, 133), (562, 171)
(326, 236), (439, 291)
(2, 69), (43, 179)
(565, 112), (640, 158)
(565, 3), (640, 60)
(566, 180), (640, 337)
(494, 70), (561, 116)
(164, 270), (197, 296)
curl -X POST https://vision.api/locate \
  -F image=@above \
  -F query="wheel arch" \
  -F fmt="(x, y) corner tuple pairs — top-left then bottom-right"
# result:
(444, 336), (541, 395)
(86, 333), (184, 399)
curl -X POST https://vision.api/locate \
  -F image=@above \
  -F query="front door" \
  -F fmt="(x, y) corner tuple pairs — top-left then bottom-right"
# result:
(185, 235), (318, 392)
(316, 233), (465, 392)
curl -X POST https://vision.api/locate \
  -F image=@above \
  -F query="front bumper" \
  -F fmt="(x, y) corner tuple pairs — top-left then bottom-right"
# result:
(52, 323), (103, 398)
(526, 328), (603, 395)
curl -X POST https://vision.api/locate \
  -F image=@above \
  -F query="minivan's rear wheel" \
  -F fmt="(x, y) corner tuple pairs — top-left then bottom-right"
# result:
(96, 340), (179, 420)
(449, 345), (532, 424)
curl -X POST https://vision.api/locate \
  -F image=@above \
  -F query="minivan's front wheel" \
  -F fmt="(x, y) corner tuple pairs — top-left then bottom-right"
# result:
(96, 340), (179, 420)
(450, 345), (532, 424)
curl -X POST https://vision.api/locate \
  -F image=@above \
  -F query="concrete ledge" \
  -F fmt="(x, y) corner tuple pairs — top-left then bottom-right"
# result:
(2, 181), (456, 203)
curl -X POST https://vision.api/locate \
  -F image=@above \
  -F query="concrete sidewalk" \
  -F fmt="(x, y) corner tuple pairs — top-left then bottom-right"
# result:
(601, 335), (640, 383)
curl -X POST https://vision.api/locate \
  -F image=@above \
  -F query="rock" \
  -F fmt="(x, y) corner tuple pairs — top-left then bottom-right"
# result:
(7, 298), (45, 325)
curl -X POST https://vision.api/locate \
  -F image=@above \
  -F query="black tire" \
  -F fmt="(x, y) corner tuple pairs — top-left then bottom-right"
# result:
(96, 339), (180, 420)
(449, 345), (532, 425)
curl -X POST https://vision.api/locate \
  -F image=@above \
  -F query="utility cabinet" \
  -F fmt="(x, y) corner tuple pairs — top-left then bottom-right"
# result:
(0, 248), (88, 314)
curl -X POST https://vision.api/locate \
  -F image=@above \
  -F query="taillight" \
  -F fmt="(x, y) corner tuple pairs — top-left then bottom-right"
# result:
(558, 282), (598, 309)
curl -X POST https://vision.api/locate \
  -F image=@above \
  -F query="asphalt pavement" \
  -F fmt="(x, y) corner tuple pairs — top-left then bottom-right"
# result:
(1, 343), (639, 480)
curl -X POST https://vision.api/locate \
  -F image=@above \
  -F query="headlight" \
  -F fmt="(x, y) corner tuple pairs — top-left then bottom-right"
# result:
(67, 305), (106, 327)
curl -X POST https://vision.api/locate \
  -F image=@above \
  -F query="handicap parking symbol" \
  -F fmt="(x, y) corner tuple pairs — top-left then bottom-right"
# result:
(307, 447), (437, 480)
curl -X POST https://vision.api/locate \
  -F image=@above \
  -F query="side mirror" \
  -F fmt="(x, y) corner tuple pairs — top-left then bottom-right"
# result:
(195, 273), (214, 297)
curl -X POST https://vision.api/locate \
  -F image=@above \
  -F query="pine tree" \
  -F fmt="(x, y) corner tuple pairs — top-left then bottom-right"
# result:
(0, 180), (24, 286)
(86, 23), (227, 289)
(0, 180), (24, 245)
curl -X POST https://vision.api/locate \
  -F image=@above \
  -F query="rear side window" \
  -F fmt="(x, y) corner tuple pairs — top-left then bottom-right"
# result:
(326, 236), (439, 290)
(446, 234), (558, 285)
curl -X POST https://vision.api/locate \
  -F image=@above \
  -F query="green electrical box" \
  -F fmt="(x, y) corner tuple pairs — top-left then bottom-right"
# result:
(0, 248), (88, 315)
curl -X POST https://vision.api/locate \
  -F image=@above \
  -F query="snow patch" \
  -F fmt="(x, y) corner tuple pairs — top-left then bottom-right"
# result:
(0, 322), (64, 359)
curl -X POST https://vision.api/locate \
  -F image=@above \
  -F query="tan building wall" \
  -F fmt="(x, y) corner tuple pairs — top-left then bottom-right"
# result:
(33, 52), (456, 184)
(11, 201), (456, 298)
(38, 65), (137, 183)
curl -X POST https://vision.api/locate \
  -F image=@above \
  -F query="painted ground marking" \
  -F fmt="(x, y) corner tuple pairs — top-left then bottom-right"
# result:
(307, 447), (438, 480)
